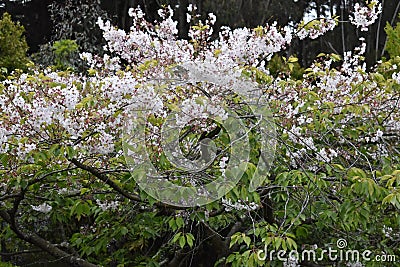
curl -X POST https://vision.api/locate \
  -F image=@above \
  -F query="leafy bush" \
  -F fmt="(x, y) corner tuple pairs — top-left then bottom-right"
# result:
(0, 12), (29, 74)
(52, 39), (79, 70)
(33, 0), (109, 71)
(32, 39), (80, 71)
(384, 15), (400, 58)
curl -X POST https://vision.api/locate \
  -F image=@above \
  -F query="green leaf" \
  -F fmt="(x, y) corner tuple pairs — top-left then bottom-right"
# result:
(243, 236), (251, 247)
(65, 146), (76, 159)
(0, 154), (10, 167)
(230, 233), (240, 248)
(172, 232), (181, 244)
(80, 188), (90, 195)
(179, 235), (186, 248)
(275, 237), (282, 250)
(176, 217), (184, 229)
(120, 226), (128, 236)
(286, 237), (297, 250)
(329, 53), (341, 61)
(186, 233), (194, 248)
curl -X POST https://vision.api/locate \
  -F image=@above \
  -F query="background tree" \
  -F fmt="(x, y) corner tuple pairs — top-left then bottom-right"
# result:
(0, 12), (29, 75)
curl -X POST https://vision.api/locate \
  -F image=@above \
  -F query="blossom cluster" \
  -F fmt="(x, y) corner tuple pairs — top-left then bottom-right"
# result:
(296, 18), (337, 40)
(221, 198), (259, 212)
(283, 256), (300, 267)
(95, 199), (120, 211)
(31, 203), (52, 213)
(382, 225), (400, 241)
(267, 34), (399, 170)
(350, 1), (382, 31)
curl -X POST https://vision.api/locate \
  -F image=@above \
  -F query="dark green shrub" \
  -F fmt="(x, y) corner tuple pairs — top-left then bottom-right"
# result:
(0, 12), (29, 73)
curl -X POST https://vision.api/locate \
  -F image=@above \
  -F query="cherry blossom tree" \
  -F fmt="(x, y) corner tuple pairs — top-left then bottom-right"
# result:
(0, 2), (399, 266)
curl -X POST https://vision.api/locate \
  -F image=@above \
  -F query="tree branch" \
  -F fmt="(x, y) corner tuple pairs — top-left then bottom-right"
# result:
(70, 157), (142, 202)
(69, 158), (190, 210)
(0, 210), (98, 267)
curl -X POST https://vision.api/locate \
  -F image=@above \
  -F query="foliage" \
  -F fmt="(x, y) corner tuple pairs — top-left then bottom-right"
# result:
(30, 43), (54, 69)
(31, 39), (81, 71)
(385, 15), (400, 58)
(48, 0), (108, 55)
(267, 54), (304, 79)
(0, 12), (29, 75)
(0, 4), (399, 267)
(52, 39), (79, 70)
(32, 0), (109, 70)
